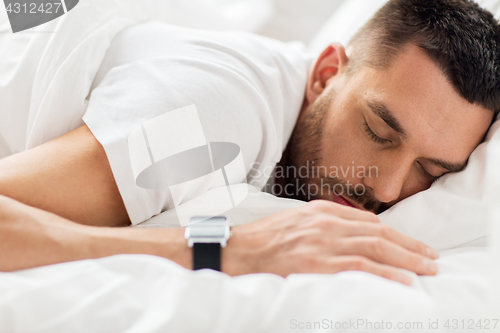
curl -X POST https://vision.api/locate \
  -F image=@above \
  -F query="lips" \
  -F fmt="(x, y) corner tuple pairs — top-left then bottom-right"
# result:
(332, 193), (355, 208)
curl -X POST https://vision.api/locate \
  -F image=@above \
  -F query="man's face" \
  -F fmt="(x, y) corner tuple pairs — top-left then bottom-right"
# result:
(286, 44), (494, 213)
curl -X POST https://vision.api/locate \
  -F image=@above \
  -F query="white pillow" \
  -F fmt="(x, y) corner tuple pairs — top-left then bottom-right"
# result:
(308, 0), (500, 251)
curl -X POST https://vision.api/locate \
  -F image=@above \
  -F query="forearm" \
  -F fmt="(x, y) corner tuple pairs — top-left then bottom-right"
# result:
(0, 195), (190, 271)
(0, 193), (438, 285)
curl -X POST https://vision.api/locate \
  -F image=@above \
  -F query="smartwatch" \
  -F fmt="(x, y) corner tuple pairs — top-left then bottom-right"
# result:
(184, 216), (230, 271)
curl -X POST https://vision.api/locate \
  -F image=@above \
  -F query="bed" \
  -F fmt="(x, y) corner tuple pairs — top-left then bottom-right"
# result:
(0, 0), (499, 332)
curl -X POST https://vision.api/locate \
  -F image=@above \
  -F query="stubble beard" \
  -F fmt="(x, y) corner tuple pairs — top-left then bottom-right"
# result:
(285, 90), (385, 214)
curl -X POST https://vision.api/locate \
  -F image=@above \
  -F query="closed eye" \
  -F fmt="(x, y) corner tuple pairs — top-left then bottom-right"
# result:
(417, 161), (440, 183)
(364, 120), (391, 144)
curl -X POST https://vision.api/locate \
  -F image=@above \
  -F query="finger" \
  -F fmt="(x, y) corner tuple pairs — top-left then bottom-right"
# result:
(307, 199), (380, 223)
(328, 255), (413, 285)
(334, 236), (438, 276)
(341, 221), (439, 259)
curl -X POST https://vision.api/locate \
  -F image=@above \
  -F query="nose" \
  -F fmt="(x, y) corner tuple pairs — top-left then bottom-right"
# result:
(362, 158), (412, 204)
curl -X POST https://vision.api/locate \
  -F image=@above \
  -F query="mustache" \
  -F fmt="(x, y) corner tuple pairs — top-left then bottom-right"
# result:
(322, 176), (387, 214)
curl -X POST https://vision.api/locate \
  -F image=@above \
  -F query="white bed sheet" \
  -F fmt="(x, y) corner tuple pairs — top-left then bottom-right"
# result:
(1, 0), (499, 331)
(0, 247), (494, 333)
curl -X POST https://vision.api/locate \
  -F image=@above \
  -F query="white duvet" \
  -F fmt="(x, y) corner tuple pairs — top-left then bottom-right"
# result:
(1, 0), (500, 332)
(0, 248), (495, 333)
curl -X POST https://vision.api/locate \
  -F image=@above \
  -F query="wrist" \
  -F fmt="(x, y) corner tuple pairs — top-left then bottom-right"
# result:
(160, 228), (192, 270)
(221, 225), (262, 276)
(86, 227), (193, 270)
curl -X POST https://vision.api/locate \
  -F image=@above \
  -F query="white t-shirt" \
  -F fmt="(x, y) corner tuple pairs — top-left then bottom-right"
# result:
(83, 22), (312, 225)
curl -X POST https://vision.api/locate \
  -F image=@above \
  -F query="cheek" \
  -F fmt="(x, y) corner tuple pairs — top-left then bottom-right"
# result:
(320, 111), (372, 177)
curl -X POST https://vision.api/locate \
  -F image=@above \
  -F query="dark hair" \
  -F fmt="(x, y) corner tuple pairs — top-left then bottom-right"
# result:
(347, 0), (500, 115)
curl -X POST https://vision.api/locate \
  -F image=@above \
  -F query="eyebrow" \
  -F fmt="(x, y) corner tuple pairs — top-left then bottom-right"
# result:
(367, 100), (408, 139)
(427, 158), (468, 173)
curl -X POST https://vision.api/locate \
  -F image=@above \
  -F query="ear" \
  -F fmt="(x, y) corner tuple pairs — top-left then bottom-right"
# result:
(306, 43), (348, 104)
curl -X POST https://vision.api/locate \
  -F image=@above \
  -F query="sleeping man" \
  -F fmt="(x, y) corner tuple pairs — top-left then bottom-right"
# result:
(0, 0), (499, 285)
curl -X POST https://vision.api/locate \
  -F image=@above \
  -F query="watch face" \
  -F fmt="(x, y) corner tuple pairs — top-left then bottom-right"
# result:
(187, 216), (228, 238)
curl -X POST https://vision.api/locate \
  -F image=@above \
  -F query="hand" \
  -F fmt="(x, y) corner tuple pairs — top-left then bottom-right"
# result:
(222, 200), (439, 285)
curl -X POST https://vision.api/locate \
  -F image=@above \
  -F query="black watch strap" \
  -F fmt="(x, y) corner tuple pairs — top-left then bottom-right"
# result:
(193, 243), (221, 271)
